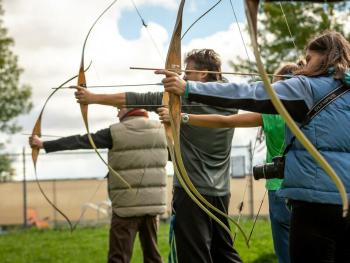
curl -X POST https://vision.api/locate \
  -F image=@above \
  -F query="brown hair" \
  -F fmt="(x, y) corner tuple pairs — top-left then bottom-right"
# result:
(273, 61), (304, 82)
(295, 31), (350, 79)
(185, 49), (222, 81)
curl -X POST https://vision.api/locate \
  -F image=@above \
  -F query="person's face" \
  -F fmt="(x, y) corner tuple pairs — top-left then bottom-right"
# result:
(183, 60), (208, 82)
(305, 50), (324, 72)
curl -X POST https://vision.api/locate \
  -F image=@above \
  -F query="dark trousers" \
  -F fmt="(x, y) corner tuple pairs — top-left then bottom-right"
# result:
(290, 200), (350, 263)
(172, 187), (242, 263)
(108, 212), (163, 263)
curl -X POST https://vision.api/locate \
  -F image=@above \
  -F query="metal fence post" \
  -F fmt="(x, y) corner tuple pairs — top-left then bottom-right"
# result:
(22, 147), (27, 228)
(248, 141), (254, 219)
(53, 179), (57, 228)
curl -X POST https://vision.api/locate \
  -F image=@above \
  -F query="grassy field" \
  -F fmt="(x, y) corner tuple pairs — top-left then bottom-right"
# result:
(0, 219), (276, 263)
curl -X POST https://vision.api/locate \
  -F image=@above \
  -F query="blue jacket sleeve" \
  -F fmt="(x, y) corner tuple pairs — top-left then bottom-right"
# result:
(187, 76), (313, 122)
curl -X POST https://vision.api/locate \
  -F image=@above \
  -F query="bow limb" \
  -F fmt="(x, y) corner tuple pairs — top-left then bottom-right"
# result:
(161, 0), (184, 156)
(245, 0), (259, 36)
(163, 0), (249, 247)
(77, 0), (131, 191)
(228, 0), (261, 244)
(245, 0), (348, 216)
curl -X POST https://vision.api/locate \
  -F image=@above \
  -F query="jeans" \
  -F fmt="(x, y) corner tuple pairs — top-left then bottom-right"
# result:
(268, 190), (291, 263)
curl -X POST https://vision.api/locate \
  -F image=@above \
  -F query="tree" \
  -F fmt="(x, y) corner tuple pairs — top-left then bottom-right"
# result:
(231, 2), (350, 76)
(0, 0), (32, 181)
(0, 144), (14, 182)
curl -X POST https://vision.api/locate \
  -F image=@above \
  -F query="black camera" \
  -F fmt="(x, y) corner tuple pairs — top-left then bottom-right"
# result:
(253, 156), (285, 180)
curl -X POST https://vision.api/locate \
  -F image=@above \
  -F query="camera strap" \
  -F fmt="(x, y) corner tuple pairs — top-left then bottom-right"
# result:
(283, 83), (349, 155)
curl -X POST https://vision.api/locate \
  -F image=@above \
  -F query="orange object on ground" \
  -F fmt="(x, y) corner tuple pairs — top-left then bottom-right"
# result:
(27, 208), (49, 229)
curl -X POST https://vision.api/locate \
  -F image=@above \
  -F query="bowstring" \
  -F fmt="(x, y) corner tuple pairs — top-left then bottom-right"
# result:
(278, 2), (298, 51)
(232, 128), (262, 244)
(242, 1), (297, 240)
(181, 0), (223, 40)
(74, 0), (122, 230)
(229, 0), (261, 244)
(130, 0), (165, 63)
(243, 0), (296, 239)
(127, 0), (168, 203)
(228, 0), (255, 78)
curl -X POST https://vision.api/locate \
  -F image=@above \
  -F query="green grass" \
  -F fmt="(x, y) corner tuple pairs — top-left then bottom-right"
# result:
(0, 219), (276, 263)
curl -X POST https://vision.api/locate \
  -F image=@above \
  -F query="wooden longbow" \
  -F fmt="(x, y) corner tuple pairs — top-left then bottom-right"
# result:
(163, 0), (250, 247)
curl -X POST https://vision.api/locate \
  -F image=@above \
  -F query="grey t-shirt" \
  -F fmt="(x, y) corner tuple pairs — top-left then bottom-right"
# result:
(126, 92), (237, 196)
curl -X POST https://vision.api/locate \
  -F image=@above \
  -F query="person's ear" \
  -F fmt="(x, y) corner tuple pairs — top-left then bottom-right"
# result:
(199, 71), (208, 82)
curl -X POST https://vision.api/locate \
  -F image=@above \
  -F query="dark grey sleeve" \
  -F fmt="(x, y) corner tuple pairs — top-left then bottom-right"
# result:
(126, 92), (163, 112)
(43, 128), (112, 153)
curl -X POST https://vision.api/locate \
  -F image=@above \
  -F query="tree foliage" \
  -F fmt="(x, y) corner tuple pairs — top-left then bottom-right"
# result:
(0, 144), (14, 182)
(0, 0), (32, 180)
(231, 2), (350, 76)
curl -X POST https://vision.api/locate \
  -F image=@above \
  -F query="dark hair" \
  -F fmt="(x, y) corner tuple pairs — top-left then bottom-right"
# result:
(185, 49), (222, 81)
(295, 31), (350, 79)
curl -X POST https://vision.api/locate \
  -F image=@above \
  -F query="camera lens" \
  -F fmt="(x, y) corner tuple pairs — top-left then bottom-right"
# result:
(253, 164), (266, 180)
(253, 157), (285, 180)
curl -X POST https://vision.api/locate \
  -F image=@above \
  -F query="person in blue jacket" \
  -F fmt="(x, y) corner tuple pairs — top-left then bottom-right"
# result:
(158, 31), (350, 263)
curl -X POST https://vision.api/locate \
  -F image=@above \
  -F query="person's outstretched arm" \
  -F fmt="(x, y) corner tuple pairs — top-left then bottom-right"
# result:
(74, 86), (126, 107)
(157, 107), (262, 128)
(156, 69), (312, 122)
(29, 128), (112, 153)
(74, 86), (163, 112)
(186, 112), (262, 128)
